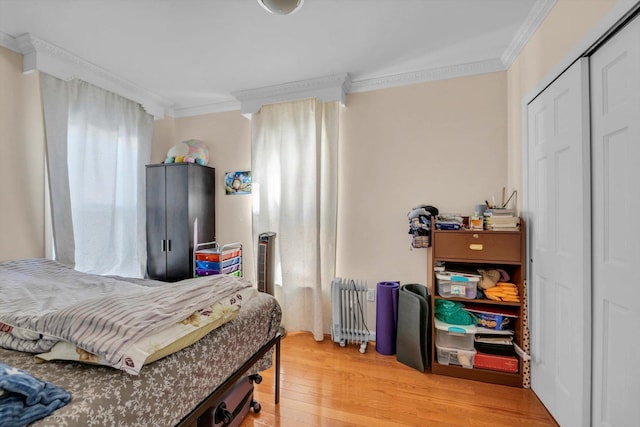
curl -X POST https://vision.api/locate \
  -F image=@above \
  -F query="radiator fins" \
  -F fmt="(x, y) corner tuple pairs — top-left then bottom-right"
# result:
(331, 277), (370, 353)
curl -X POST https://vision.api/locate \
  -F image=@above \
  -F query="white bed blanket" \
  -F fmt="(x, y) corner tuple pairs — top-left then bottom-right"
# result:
(0, 259), (252, 374)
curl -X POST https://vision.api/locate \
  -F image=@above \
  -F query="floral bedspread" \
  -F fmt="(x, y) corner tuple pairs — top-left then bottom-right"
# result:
(0, 292), (282, 427)
(0, 259), (256, 375)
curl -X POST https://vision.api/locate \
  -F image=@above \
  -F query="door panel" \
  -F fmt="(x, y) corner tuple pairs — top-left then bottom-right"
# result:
(526, 58), (591, 427)
(189, 165), (216, 253)
(165, 165), (190, 281)
(590, 16), (640, 425)
(145, 166), (167, 280)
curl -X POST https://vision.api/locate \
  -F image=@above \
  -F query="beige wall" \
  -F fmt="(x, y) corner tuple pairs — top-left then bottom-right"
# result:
(151, 115), (177, 163)
(337, 73), (508, 327)
(0, 46), (45, 261)
(0, 0), (622, 334)
(507, 0), (619, 208)
(151, 72), (509, 332)
(152, 112), (255, 281)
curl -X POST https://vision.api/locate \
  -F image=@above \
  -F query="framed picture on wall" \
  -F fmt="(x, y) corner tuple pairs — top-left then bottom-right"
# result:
(224, 171), (252, 195)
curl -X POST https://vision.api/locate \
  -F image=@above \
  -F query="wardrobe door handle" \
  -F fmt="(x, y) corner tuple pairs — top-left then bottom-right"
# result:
(167, 239), (171, 252)
(161, 239), (166, 252)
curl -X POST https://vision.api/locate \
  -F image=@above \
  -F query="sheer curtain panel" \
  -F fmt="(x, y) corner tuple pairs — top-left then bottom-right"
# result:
(251, 98), (338, 340)
(41, 74), (153, 277)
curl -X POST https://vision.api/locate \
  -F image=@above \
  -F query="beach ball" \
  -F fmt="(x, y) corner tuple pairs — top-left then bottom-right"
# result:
(183, 139), (209, 165)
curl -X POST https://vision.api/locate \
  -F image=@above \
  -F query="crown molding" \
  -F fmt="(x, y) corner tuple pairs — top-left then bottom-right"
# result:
(0, 31), (19, 52)
(232, 73), (351, 114)
(176, 61), (505, 117)
(175, 60), (505, 116)
(177, 61), (506, 117)
(349, 58), (505, 93)
(172, 99), (242, 118)
(1, 0), (557, 120)
(14, 33), (172, 119)
(501, 0), (557, 68)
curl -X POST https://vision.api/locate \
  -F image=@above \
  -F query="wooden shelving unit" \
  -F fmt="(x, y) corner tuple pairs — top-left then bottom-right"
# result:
(429, 220), (526, 387)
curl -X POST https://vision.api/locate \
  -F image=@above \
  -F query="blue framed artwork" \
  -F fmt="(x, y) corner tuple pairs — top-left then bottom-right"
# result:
(225, 171), (252, 195)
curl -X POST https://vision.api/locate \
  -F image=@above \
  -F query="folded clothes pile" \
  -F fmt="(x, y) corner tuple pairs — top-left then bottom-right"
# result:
(434, 299), (477, 325)
(435, 214), (464, 230)
(407, 205), (438, 248)
(0, 363), (71, 427)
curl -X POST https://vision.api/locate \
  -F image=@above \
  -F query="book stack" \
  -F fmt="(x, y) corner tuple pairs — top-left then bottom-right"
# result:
(483, 209), (520, 231)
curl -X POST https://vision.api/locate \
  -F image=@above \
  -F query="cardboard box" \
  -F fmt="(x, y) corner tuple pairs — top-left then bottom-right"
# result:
(466, 307), (518, 331)
(473, 351), (518, 373)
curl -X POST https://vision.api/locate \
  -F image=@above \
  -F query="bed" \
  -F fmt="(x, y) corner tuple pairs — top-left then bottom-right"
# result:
(0, 259), (282, 427)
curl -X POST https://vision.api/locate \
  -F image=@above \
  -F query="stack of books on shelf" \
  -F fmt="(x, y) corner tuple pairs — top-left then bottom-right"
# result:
(484, 209), (520, 231)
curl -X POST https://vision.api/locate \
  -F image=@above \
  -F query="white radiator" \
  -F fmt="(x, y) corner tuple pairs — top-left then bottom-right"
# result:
(331, 277), (371, 353)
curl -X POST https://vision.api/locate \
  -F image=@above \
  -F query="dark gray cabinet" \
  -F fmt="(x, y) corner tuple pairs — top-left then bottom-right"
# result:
(146, 163), (215, 281)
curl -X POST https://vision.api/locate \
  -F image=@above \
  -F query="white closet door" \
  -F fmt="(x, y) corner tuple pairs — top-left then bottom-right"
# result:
(526, 58), (591, 427)
(590, 15), (640, 427)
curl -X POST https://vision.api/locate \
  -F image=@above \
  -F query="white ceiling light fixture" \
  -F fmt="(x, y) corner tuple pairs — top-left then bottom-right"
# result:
(257, 0), (304, 15)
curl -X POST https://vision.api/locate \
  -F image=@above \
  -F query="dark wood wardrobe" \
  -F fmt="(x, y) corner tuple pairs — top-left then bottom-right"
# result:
(145, 163), (215, 281)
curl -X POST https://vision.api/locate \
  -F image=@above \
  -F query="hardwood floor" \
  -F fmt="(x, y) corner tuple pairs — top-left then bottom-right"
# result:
(240, 332), (558, 427)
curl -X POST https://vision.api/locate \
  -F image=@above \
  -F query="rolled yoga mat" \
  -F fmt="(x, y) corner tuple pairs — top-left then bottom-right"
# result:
(396, 283), (431, 371)
(376, 281), (400, 355)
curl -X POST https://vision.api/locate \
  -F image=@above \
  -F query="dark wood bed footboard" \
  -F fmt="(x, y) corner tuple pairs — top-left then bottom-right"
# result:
(177, 332), (281, 427)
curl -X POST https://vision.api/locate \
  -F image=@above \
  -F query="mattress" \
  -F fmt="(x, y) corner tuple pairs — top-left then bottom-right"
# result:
(0, 281), (281, 426)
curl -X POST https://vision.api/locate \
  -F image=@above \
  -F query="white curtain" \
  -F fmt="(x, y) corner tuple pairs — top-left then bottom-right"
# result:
(41, 74), (153, 277)
(251, 98), (338, 340)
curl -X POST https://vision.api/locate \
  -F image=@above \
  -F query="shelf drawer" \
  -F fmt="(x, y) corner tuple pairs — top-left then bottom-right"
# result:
(433, 231), (522, 263)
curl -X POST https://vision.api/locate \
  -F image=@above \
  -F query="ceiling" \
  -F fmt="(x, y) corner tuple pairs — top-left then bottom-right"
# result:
(0, 0), (553, 118)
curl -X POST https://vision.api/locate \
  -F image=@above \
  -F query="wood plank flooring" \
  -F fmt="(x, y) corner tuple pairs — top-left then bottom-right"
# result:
(240, 332), (558, 427)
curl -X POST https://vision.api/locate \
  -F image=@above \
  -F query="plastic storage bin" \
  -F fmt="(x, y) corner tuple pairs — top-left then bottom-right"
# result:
(436, 272), (479, 299)
(193, 241), (243, 278)
(436, 344), (476, 368)
(196, 256), (241, 271)
(435, 318), (476, 350)
(196, 248), (241, 262)
(196, 263), (241, 276)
